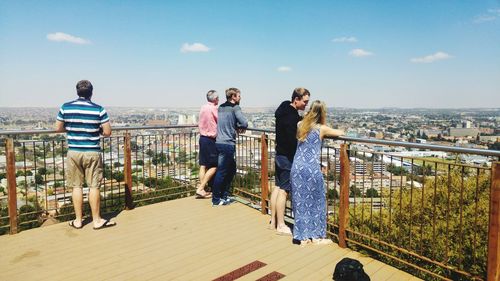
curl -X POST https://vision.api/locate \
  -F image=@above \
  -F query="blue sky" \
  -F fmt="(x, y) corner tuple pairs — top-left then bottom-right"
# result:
(0, 0), (499, 108)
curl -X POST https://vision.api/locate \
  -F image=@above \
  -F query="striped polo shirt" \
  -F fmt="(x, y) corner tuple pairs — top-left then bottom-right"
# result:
(57, 98), (109, 152)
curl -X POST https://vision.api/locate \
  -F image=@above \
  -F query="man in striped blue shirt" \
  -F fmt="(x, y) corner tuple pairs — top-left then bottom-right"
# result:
(55, 80), (116, 230)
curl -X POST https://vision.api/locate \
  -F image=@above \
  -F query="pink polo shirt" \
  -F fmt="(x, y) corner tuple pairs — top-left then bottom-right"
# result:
(198, 102), (218, 138)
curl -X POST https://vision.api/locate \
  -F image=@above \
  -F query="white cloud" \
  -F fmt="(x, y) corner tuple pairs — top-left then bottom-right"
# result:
(180, 43), (211, 53)
(332, 36), (357, 43)
(473, 8), (500, 23)
(473, 14), (496, 23)
(349, 49), (373, 57)
(46, 32), (91, 44)
(410, 52), (453, 63)
(488, 8), (500, 16)
(277, 66), (292, 72)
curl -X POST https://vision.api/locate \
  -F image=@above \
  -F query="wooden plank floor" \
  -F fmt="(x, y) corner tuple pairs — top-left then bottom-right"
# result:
(0, 197), (420, 281)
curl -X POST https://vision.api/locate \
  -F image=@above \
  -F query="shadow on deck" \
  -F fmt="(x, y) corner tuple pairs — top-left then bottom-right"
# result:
(0, 197), (421, 281)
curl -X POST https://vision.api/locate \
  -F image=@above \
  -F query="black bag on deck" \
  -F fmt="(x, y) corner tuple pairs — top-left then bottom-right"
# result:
(332, 258), (370, 281)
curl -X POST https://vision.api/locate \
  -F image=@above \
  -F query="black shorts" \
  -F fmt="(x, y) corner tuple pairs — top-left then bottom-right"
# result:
(275, 155), (292, 192)
(199, 136), (218, 168)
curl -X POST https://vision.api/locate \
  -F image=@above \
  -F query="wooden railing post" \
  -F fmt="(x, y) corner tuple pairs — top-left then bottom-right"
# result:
(338, 143), (350, 248)
(123, 132), (134, 210)
(488, 162), (500, 281)
(260, 133), (269, 215)
(6, 138), (18, 234)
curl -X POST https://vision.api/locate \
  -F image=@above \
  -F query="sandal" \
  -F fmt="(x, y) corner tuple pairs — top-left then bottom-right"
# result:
(312, 238), (333, 245)
(93, 219), (117, 230)
(195, 191), (212, 199)
(69, 220), (83, 229)
(300, 239), (313, 247)
(276, 226), (292, 236)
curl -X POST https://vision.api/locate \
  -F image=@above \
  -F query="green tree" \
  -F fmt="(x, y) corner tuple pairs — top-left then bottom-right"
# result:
(489, 141), (500, 151)
(35, 174), (44, 185)
(19, 204), (41, 231)
(365, 187), (379, 198)
(0, 206), (9, 235)
(349, 167), (490, 280)
(349, 185), (362, 197)
(152, 153), (167, 166)
(234, 170), (260, 190)
(327, 171), (338, 181)
(175, 151), (187, 164)
(327, 188), (339, 200)
(103, 165), (112, 179)
(38, 167), (47, 175)
(112, 171), (124, 182)
(387, 164), (408, 176)
(133, 160), (144, 165)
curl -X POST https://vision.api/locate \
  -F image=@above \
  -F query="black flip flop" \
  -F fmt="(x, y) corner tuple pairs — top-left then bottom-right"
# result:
(93, 219), (117, 230)
(195, 192), (211, 199)
(69, 220), (83, 229)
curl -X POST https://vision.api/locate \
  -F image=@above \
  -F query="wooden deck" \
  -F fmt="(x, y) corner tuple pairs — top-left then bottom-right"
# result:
(0, 197), (421, 281)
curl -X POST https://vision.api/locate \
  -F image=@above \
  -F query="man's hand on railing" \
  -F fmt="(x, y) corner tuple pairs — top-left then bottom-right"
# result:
(237, 128), (246, 134)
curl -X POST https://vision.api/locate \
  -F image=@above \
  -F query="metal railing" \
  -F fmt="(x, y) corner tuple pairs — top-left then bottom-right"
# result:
(0, 125), (199, 235)
(1, 126), (499, 280)
(235, 129), (499, 281)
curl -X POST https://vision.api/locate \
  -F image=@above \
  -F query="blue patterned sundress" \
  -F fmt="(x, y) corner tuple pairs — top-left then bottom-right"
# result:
(291, 126), (326, 241)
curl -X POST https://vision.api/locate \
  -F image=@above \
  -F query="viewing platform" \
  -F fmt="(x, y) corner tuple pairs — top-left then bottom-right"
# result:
(1, 125), (499, 280)
(0, 196), (420, 281)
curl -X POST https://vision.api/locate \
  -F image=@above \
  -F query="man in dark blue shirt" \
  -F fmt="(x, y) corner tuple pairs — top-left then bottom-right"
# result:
(270, 88), (310, 235)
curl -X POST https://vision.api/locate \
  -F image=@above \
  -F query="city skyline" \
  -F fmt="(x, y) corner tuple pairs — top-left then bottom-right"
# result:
(1, 1), (499, 108)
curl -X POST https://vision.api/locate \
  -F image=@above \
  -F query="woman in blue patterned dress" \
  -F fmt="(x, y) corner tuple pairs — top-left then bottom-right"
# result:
(291, 100), (344, 245)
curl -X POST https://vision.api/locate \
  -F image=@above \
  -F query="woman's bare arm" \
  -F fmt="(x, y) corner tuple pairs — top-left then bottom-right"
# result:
(320, 125), (344, 140)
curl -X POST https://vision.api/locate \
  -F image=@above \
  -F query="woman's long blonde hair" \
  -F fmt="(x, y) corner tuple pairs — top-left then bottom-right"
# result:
(297, 100), (327, 142)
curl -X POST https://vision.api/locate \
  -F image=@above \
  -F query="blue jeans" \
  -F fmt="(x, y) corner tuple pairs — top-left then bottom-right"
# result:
(212, 143), (236, 204)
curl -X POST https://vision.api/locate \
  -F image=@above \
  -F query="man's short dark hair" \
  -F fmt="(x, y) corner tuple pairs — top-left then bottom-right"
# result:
(76, 80), (93, 99)
(291, 87), (310, 102)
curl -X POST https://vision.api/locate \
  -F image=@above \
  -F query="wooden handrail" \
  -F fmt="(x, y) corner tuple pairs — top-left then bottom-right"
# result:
(260, 133), (269, 215)
(6, 138), (18, 234)
(338, 143), (350, 248)
(488, 162), (500, 281)
(123, 133), (134, 210)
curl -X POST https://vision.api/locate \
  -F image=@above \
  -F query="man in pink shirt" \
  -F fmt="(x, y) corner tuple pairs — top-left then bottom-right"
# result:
(197, 90), (219, 198)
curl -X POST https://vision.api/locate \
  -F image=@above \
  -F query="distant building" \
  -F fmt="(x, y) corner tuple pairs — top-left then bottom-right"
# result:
(479, 135), (499, 143)
(479, 128), (495, 134)
(369, 131), (384, 139)
(448, 128), (479, 137)
(371, 162), (385, 174)
(177, 114), (197, 125)
(462, 120), (472, 128)
(146, 119), (170, 126)
(418, 129), (442, 138)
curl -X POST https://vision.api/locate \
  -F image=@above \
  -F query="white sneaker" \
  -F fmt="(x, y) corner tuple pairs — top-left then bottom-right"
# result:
(212, 200), (228, 207)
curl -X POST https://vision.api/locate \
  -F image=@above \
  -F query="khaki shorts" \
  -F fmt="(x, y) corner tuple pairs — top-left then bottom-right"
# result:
(66, 151), (103, 189)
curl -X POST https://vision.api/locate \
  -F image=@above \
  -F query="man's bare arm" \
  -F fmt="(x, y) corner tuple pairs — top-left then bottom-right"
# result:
(101, 122), (112, 137)
(55, 120), (65, 133)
